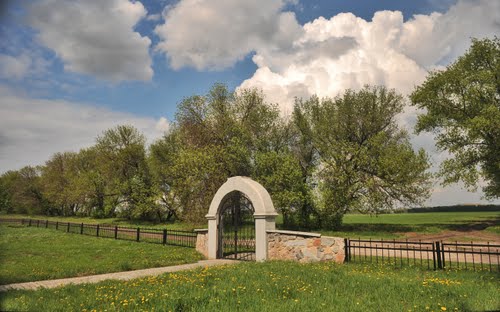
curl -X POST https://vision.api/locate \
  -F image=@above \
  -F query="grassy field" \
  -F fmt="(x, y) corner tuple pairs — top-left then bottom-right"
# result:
(1, 211), (499, 240)
(0, 261), (498, 312)
(0, 225), (203, 285)
(318, 211), (500, 240)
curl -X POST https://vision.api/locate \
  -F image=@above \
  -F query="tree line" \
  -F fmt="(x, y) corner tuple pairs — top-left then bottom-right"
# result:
(1, 38), (498, 229)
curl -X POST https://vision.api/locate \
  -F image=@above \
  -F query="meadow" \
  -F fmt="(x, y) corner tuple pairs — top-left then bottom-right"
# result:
(0, 261), (498, 312)
(0, 225), (202, 285)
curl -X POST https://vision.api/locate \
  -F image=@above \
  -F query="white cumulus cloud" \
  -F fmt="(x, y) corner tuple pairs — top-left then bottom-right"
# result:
(27, 0), (153, 82)
(154, 0), (302, 70)
(240, 1), (500, 111)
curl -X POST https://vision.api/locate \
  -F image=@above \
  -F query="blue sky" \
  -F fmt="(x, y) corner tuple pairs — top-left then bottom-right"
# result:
(0, 0), (499, 205)
(0, 0), (450, 118)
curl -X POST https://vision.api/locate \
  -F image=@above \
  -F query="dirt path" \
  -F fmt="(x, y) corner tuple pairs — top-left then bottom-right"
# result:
(0, 259), (238, 292)
(401, 230), (500, 244)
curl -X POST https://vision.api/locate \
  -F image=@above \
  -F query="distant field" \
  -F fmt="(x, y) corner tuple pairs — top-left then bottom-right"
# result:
(0, 225), (202, 285)
(1, 261), (498, 312)
(321, 211), (500, 240)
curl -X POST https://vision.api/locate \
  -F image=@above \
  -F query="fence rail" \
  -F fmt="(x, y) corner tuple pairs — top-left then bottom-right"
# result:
(345, 238), (500, 272)
(0, 218), (197, 248)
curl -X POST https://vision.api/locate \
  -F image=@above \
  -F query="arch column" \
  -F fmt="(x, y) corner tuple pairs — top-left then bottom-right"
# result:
(206, 176), (278, 261)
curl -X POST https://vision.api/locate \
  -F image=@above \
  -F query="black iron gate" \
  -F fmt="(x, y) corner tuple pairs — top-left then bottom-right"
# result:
(217, 191), (255, 261)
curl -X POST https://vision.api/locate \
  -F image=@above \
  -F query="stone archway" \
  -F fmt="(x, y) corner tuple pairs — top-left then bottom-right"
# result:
(206, 176), (278, 261)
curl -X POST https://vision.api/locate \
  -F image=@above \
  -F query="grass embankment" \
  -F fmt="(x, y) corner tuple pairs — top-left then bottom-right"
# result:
(1, 261), (498, 312)
(0, 225), (203, 285)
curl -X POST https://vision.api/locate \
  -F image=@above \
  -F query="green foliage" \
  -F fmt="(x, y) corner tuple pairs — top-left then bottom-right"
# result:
(0, 225), (202, 284)
(0, 167), (48, 215)
(253, 151), (312, 228)
(149, 84), (308, 224)
(1, 261), (498, 311)
(93, 125), (159, 220)
(411, 37), (500, 199)
(295, 86), (432, 228)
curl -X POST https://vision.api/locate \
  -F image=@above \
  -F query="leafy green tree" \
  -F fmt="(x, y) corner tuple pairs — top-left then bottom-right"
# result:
(411, 37), (500, 199)
(150, 84), (309, 224)
(95, 125), (157, 219)
(70, 147), (108, 217)
(0, 171), (16, 213)
(296, 86), (432, 228)
(40, 152), (82, 216)
(253, 150), (311, 228)
(0, 166), (47, 215)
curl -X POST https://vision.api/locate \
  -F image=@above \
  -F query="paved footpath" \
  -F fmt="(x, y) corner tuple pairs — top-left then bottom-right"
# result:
(0, 259), (238, 292)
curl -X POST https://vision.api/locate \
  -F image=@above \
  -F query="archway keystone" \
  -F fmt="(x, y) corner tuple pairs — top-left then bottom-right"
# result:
(206, 176), (278, 261)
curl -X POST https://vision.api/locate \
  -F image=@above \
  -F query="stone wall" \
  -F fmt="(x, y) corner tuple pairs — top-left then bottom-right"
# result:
(194, 229), (208, 258)
(267, 230), (345, 263)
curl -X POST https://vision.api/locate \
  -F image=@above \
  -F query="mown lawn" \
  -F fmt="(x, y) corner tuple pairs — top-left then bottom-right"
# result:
(0, 261), (498, 312)
(0, 225), (203, 285)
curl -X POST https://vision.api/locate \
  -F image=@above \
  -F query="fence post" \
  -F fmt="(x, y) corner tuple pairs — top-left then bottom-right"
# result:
(114, 226), (118, 239)
(67, 222), (70, 232)
(80, 223), (84, 234)
(96, 224), (100, 237)
(136, 227), (140, 242)
(46, 220), (48, 228)
(37, 220), (40, 227)
(435, 242), (443, 269)
(441, 242), (446, 269)
(163, 229), (167, 245)
(55, 221), (58, 230)
(432, 242), (437, 270)
(28, 219), (32, 227)
(344, 238), (350, 263)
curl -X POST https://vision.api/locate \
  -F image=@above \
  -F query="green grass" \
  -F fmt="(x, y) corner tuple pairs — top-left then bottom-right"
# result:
(0, 225), (203, 285)
(0, 261), (498, 312)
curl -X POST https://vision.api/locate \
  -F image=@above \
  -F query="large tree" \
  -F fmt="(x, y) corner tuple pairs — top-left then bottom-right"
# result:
(0, 166), (47, 215)
(40, 152), (82, 216)
(150, 84), (308, 224)
(95, 125), (157, 219)
(411, 37), (500, 199)
(296, 86), (432, 228)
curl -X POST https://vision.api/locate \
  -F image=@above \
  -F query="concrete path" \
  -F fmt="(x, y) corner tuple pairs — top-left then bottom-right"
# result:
(0, 259), (238, 292)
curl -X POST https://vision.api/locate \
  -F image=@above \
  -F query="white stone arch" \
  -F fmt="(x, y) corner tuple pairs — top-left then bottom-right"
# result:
(206, 176), (278, 261)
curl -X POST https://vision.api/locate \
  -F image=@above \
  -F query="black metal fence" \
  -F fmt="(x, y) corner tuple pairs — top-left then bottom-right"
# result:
(0, 218), (197, 248)
(345, 238), (500, 272)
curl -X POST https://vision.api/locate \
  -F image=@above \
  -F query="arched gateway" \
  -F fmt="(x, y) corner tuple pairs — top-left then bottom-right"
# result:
(206, 176), (278, 261)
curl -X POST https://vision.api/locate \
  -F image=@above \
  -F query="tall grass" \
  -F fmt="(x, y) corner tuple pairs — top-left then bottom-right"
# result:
(1, 261), (498, 312)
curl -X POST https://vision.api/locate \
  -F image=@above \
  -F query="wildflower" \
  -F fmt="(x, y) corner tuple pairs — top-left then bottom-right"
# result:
(441, 307), (447, 311)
